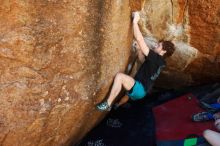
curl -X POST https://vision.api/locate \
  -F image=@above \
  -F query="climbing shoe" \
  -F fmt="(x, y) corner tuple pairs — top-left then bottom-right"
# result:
(192, 112), (214, 122)
(96, 101), (112, 112)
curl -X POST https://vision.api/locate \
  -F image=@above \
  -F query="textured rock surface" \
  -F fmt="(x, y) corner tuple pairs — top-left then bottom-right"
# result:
(139, 0), (220, 88)
(0, 0), (220, 146)
(0, 0), (139, 145)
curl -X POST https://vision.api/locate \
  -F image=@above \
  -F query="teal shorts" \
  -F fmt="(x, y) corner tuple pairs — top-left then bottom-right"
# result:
(127, 81), (147, 100)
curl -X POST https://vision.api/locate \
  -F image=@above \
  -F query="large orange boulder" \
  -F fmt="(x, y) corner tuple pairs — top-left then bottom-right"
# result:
(0, 0), (144, 145)
(0, 0), (220, 145)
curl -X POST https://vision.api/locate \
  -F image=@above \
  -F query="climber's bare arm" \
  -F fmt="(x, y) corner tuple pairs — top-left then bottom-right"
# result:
(133, 12), (150, 57)
(133, 41), (145, 63)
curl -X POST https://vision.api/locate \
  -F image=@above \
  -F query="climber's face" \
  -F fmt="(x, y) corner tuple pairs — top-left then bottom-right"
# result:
(154, 42), (166, 56)
(154, 43), (162, 52)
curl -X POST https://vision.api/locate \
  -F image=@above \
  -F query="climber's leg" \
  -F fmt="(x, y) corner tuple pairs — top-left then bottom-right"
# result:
(106, 73), (135, 106)
(96, 73), (135, 111)
(115, 95), (130, 108)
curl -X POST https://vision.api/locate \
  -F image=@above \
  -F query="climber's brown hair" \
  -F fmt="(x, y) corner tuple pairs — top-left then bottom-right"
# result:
(160, 40), (175, 59)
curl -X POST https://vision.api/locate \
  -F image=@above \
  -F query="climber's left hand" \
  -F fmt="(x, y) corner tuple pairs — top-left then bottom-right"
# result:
(132, 11), (140, 24)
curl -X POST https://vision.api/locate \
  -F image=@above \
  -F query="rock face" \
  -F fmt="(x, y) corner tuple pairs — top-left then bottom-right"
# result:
(0, 0), (220, 146)
(0, 0), (144, 145)
(139, 0), (220, 88)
